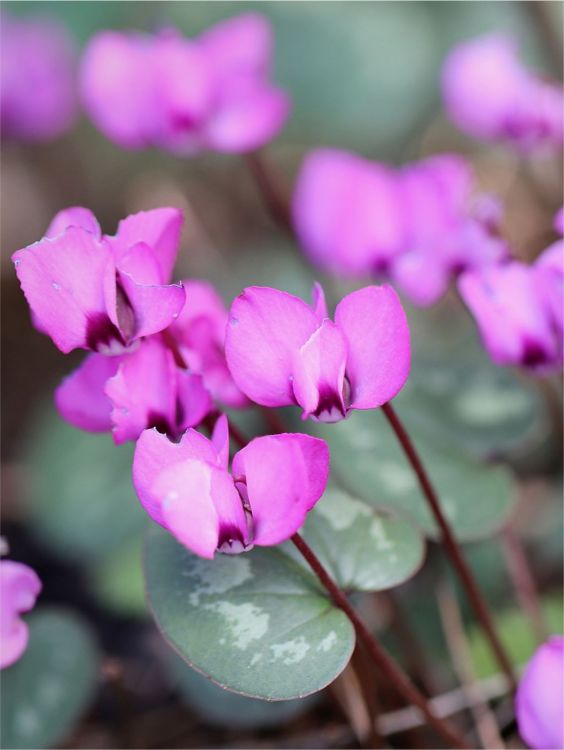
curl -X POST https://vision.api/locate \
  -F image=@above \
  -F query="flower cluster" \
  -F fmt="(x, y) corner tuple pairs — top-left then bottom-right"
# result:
(292, 148), (508, 306)
(459, 208), (563, 373)
(80, 14), (290, 155)
(1, 12), (78, 142)
(442, 33), (563, 151)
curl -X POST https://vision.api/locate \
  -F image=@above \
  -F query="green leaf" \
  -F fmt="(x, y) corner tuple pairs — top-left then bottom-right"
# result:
(92, 537), (147, 617)
(1, 608), (99, 750)
(167, 651), (318, 729)
(144, 526), (355, 700)
(283, 488), (426, 591)
(311, 409), (515, 541)
(25, 406), (146, 562)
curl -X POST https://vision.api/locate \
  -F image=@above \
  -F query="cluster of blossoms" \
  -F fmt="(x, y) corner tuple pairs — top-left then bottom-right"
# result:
(292, 149), (509, 306)
(442, 33), (563, 151)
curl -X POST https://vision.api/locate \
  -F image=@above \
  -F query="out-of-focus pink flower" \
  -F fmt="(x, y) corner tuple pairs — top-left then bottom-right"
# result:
(225, 283), (410, 421)
(12, 207), (185, 355)
(458, 259), (562, 373)
(80, 14), (289, 155)
(535, 209), (564, 343)
(292, 149), (507, 306)
(0, 13), (77, 142)
(292, 149), (404, 277)
(168, 280), (250, 409)
(0, 560), (41, 669)
(56, 336), (212, 444)
(442, 33), (563, 151)
(515, 635), (564, 749)
(133, 414), (329, 558)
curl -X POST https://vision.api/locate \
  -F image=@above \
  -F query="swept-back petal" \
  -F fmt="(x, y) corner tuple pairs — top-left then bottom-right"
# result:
(12, 227), (115, 353)
(0, 560), (41, 669)
(175, 370), (213, 432)
(105, 337), (176, 444)
(232, 433), (329, 546)
(112, 208), (184, 283)
(199, 13), (272, 79)
(46, 207), (102, 239)
(292, 320), (348, 422)
(225, 286), (318, 407)
(211, 413), (230, 470)
(335, 285), (410, 408)
(133, 426), (223, 525)
(116, 270), (185, 341)
(55, 354), (118, 432)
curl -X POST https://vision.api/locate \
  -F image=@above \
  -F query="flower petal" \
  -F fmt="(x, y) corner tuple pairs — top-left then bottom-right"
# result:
(133, 427), (223, 525)
(292, 320), (348, 422)
(389, 248), (451, 307)
(0, 560), (41, 669)
(225, 286), (318, 407)
(12, 227), (115, 353)
(232, 433), (329, 546)
(335, 285), (410, 408)
(176, 371), (213, 432)
(105, 337), (176, 444)
(199, 13), (273, 79)
(112, 208), (184, 283)
(46, 207), (102, 240)
(55, 354), (118, 432)
(116, 269), (185, 342)
(311, 282), (329, 322)
(211, 413), (230, 470)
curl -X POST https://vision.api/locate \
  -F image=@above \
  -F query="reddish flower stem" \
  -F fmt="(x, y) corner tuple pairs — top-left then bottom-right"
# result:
(259, 405), (290, 435)
(244, 151), (293, 232)
(291, 532), (471, 749)
(381, 401), (517, 692)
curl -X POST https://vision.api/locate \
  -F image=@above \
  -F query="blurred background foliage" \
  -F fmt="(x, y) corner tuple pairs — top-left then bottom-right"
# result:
(1, 2), (563, 748)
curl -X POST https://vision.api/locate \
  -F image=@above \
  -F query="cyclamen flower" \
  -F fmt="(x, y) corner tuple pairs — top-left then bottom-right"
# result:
(515, 636), (564, 749)
(80, 14), (289, 155)
(442, 33), (563, 151)
(56, 336), (212, 444)
(225, 283), (410, 422)
(458, 243), (563, 374)
(292, 149), (507, 306)
(0, 13), (77, 142)
(12, 207), (185, 355)
(0, 560), (41, 669)
(133, 415), (329, 558)
(168, 280), (249, 408)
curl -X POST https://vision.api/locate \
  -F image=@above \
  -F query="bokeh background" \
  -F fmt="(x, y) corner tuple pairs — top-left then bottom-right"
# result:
(1, 2), (563, 749)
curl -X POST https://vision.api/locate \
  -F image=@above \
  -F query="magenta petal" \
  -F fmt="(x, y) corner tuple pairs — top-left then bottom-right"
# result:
(12, 227), (115, 353)
(292, 149), (404, 277)
(292, 320), (348, 422)
(225, 286), (318, 407)
(176, 371), (213, 432)
(55, 354), (118, 432)
(515, 636), (564, 750)
(133, 426), (223, 525)
(335, 285), (410, 408)
(117, 271), (185, 341)
(211, 413), (230, 470)
(115, 242), (163, 285)
(232, 433), (329, 547)
(0, 560), (41, 669)
(46, 207), (102, 240)
(206, 86), (290, 153)
(105, 337), (176, 444)
(112, 208), (184, 283)
(390, 248), (451, 307)
(199, 13), (272, 79)
(311, 282), (329, 322)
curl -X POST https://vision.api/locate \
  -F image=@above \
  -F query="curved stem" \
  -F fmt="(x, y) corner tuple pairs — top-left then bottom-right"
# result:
(244, 151), (293, 232)
(381, 402), (517, 691)
(291, 532), (471, 749)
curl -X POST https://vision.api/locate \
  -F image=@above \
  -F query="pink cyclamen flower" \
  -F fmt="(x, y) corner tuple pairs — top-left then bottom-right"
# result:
(292, 149), (508, 306)
(225, 283), (410, 422)
(515, 636), (564, 749)
(55, 335), (212, 444)
(167, 280), (249, 409)
(442, 33), (563, 151)
(458, 255), (563, 373)
(80, 14), (290, 155)
(0, 560), (41, 669)
(133, 415), (329, 558)
(12, 206), (185, 355)
(0, 13), (77, 142)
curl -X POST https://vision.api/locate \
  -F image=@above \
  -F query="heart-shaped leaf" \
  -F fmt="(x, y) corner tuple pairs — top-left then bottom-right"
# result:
(1, 608), (99, 750)
(144, 526), (355, 700)
(284, 488), (426, 591)
(311, 409), (515, 541)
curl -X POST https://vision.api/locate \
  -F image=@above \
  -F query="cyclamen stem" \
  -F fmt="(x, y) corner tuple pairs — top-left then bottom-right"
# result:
(245, 151), (293, 232)
(381, 401), (517, 692)
(291, 532), (471, 750)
